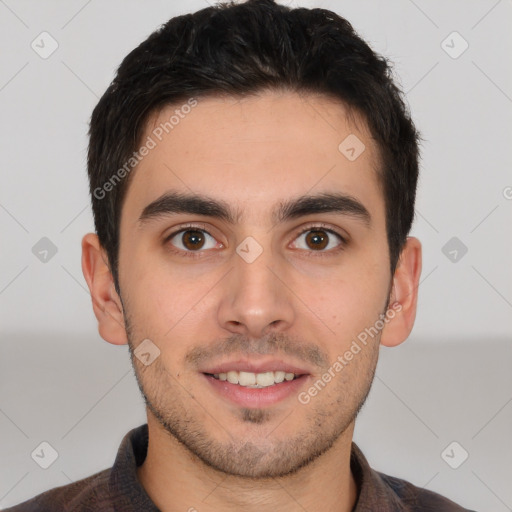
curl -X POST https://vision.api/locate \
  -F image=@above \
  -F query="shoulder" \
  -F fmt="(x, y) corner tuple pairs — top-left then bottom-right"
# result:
(351, 442), (477, 511)
(377, 471), (478, 512)
(2, 468), (112, 512)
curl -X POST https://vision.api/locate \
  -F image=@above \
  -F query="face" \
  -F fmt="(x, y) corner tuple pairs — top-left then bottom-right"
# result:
(118, 91), (392, 478)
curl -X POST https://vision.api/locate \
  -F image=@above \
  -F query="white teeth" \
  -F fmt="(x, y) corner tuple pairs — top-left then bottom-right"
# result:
(214, 370), (299, 388)
(256, 371), (275, 386)
(226, 371), (239, 384)
(274, 371), (285, 383)
(238, 371), (256, 386)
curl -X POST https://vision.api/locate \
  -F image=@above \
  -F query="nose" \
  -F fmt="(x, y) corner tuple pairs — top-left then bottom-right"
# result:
(217, 243), (295, 339)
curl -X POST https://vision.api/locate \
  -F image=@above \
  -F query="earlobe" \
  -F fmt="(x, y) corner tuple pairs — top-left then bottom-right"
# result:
(380, 236), (422, 348)
(81, 233), (128, 346)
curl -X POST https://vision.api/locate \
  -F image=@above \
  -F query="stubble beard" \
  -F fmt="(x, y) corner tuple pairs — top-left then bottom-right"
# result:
(126, 326), (379, 479)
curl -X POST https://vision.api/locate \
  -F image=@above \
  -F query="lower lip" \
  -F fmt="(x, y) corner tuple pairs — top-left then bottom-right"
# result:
(203, 373), (309, 408)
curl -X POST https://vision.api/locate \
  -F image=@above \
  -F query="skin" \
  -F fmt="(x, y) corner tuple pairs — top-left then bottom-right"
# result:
(82, 90), (422, 512)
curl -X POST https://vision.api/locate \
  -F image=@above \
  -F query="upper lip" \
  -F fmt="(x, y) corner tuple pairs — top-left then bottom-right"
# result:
(199, 358), (312, 376)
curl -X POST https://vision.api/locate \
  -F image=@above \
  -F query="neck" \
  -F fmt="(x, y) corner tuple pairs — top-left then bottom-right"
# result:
(137, 413), (358, 512)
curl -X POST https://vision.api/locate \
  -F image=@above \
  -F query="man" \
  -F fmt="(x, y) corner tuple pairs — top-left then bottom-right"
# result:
(6, 0), (477, 510)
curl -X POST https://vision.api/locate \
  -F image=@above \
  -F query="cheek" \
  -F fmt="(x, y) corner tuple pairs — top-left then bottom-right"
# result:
(313, 270), (388, 339)
(121, 245), (196, 324)
(123, 266), (222, 373)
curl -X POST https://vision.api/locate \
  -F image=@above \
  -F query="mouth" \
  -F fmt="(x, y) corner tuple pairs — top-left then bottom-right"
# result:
(205, 370), (302, 388)
(200, 359), (311, 408)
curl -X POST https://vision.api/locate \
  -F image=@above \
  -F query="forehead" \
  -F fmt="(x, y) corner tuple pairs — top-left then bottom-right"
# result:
(121, 90), (384, 228)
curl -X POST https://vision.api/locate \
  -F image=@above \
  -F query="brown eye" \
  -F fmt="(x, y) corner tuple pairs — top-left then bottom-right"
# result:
(305, 230), (329, 250)
(181, 230), (206, 250)
(292, 227), (345, 253)
(167, 228), (218, 254)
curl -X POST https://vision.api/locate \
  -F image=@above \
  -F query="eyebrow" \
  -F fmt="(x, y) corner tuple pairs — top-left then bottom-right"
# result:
(137, 190), (372, 228)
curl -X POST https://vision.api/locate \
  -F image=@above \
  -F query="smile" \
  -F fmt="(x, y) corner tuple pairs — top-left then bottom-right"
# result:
(207, 370), (299, 388)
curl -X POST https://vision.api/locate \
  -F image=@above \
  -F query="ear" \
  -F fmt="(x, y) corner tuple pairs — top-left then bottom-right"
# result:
(81, 232), (128, 345)
(380, 236), (422, 348)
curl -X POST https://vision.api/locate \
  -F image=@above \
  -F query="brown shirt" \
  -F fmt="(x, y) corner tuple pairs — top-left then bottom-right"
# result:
(4, 424), (476, 511)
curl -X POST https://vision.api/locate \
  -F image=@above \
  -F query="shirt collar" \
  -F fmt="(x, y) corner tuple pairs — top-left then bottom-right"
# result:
(108, 423), (159, 511)
(350, 442), (408, 511)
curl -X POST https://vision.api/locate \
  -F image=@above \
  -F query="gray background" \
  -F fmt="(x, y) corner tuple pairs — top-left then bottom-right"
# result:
(0, 0), (511, 510)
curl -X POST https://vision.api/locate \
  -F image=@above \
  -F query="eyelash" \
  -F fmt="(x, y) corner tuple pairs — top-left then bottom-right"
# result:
(163, 222), (347, 259)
